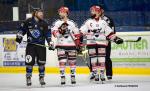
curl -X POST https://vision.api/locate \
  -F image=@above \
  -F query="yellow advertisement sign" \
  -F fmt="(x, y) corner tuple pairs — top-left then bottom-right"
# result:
(3, 38), (17, 51)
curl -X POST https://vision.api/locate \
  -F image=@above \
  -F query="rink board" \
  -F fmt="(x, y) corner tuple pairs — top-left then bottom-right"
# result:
(0, 32), (150, 75)
(0, 66), (150, 75)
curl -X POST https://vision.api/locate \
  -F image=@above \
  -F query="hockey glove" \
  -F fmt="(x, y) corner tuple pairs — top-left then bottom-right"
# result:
(114, 37), (124, 44)
(16, 34), (23, 44)
(48, 41), (55, 50)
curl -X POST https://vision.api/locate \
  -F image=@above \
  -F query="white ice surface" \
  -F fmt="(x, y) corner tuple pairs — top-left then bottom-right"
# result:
(0, 74), (150, 91)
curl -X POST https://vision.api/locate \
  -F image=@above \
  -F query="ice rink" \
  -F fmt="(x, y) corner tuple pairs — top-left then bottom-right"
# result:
(0, 74), (150, 91)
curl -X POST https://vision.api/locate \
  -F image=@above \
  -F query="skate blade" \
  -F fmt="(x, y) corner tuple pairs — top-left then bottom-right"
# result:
(95, 81), (100, 84)
(26, 83), (32, 87)
(90, 79), (95, 83)
(100, 78), (106, 84)
(41, 84), (46, 88)
(71, 82), (76, 86)
(26, 85), (31, 87)
(71, 84), (76, 87)
(60, 82), (66, 86)
(26, 85), (32, 88)
(90, 80), (100, 84)
(60, 84), (66, 87)
(101, 81), (105, 84)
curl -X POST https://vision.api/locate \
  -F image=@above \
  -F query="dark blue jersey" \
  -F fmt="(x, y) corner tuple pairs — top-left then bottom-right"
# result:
(18, 17), (51, 45)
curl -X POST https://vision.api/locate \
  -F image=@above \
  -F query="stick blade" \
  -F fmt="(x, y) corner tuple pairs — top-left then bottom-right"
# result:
(125, 37), (142, 42)
(137, 37), (142, 42)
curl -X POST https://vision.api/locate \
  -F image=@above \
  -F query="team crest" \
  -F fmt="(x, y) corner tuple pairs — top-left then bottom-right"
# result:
(25, 55), (32, 63)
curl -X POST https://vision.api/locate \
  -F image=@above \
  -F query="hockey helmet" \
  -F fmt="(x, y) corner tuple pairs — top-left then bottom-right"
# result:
(90, 5), (102, 13)
(58, 6), (69, 14)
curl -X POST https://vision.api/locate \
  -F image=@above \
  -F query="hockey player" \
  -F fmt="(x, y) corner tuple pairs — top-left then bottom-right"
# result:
(89, 6), (116, 80)
(80, 5), (123, 82)
(51, 6), (80, 85)
(16, 9), (53, 86)
(101, 7), (115, 80)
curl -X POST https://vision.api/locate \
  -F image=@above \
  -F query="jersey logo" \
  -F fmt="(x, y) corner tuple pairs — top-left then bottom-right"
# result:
(30, 29), (41, 38)
(25, 55), (32, 63)
(92, 28), (102, 33)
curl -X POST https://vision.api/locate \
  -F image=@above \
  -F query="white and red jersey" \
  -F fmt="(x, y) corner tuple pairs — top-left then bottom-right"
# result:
(51, 19), (80, 47)
(80, 18), (115, 46)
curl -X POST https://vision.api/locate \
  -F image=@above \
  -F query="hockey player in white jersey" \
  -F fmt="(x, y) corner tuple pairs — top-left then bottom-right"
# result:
(51, 6), (81, 85)
(80, 5), (123, 82)
(89, 5), (116, 80)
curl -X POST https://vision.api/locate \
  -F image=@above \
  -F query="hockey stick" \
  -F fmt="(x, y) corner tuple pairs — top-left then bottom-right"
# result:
(22, 41), (55, 50)
(66, 30), (90, 68)
(81, 49), (90, 68)
(86, 37), (142, 43)
(59, 22), (89, 55)
(67, 30), (89, 55)
(77, 45), (90, 68)
(123, 37), (141, 42)
(81, 37), (141, 69)
(22, 41), (49, 47)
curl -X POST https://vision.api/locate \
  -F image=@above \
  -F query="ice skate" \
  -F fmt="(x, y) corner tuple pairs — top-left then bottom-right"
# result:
(61, 76), (66, 85)
(39, 76), (46, 87)
(26, 76), (32, 86)
(71, 75), (76, 84)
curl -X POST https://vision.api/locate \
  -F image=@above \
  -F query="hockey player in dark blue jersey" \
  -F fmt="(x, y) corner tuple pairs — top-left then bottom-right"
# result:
(16, 8), (53, 86)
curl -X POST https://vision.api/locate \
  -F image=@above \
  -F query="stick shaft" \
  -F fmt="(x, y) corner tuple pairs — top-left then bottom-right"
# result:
(86, 37), (141, 43)
(22, 41), (49, 47)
